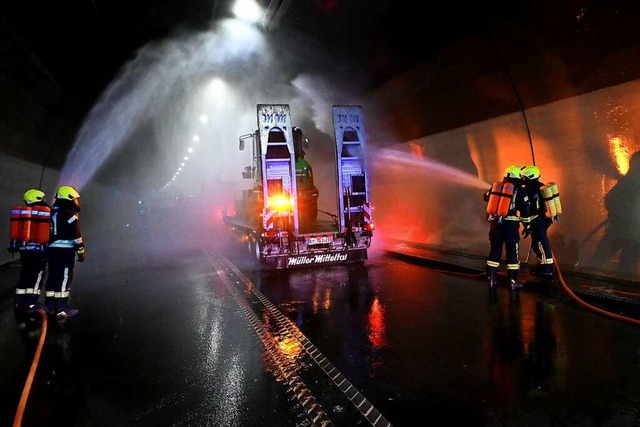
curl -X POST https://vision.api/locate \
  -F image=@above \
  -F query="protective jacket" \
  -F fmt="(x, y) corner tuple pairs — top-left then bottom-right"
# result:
(49, 199), (84, 254)
(521, 178), (554, 275)
(485, 176), (532, 289)
(45, 198), (84, 315)
(523, 179), (546, 219)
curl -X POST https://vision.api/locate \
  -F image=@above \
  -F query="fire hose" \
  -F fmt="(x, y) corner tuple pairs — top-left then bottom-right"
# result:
(13, 308), (48, 427)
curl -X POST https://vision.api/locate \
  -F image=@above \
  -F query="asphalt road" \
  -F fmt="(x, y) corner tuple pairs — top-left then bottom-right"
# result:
(2, 220), (640, 427)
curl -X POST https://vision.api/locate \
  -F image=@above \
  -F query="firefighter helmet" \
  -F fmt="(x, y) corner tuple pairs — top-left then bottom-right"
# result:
(521, 165), (540, 180)
(23, 189), (45, 205)
(503, 164), (521, 179)
(56, 186), (80, 201)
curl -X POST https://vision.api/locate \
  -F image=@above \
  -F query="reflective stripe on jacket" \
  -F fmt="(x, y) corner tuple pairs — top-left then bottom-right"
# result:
(49, 200), (84, 252)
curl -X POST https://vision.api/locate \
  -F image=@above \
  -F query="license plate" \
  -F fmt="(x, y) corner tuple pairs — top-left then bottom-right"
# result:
(307, 236), (332, 245)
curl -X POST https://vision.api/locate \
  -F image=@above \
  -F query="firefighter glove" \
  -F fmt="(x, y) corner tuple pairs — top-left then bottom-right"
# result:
(76, 251), (86, 262)
(522, 226), (531, 238)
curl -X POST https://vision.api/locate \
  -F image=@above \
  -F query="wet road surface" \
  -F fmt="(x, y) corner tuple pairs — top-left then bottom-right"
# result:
(2, 224), (640, 426)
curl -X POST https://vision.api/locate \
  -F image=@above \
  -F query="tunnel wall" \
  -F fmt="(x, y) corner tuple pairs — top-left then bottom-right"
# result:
(0, 155), (140, 267)
(3, 78), (640, 282)
(2, 2), (640, 283)
(368, 79), (640, 283)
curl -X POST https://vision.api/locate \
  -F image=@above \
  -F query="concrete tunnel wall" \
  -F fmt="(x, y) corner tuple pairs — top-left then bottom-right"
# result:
(5, 82), (638, 283)
(0, 156), (142, 268)
(3, 80), (640, 283)
(357, 15), (640, 284)
(366, 79), (640, 283)
(3, 8), (640, 284)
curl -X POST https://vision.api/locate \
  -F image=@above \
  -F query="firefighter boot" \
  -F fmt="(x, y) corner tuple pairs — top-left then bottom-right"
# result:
(25, 294), (44, 314)
(508, 269), (522, 290)
(14, 304), (27, 330)
(56, 298), (79, 318)
(533, 260), (554, 278)
(539, 261), (554, 278)
(532, 259), (544, 277)
(531, 258), (553, 279)
(45, 296), (56, 316)
(487, 269), (498, 288)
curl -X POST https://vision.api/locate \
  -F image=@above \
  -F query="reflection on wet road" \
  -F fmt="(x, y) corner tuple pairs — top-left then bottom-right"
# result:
(248, 252), (640, 426)
(2, 235), (640, 426)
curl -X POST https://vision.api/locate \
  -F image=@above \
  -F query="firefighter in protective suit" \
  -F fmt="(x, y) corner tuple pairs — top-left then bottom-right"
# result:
(8, 189), (49, 327)
(484, 165), (532, 290)
(520, 165), (554, 277)
(45, 186), (85, 318)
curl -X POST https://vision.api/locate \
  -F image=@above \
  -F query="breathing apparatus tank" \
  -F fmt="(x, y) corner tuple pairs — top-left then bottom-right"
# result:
(10, 205), (26, 242)
(541, 182), (561, 218)
(9, 205), (32, 243)
(486, 181), (515, 220)
(486, 183), (501, 217)
(549, 182), (562, 215)
(31, 205), (51, 244)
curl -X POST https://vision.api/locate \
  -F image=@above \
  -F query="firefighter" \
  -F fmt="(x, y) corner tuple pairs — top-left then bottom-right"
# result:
(520, 165), (554, 277)
(293, 127), (319, 225)
(8, 189), (49, 327)
(484, 165), (532, 290)
(45, 185), (85, 318)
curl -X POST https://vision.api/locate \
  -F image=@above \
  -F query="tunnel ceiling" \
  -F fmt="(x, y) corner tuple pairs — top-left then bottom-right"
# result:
(2, 0), (640, 191)
(0, 0), (521, 111)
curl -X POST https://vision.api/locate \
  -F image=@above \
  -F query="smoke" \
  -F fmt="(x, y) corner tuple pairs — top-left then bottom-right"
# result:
(58, 18), (364, 200)
(52, 16), (380, 267)
(55, 13), (495, 264)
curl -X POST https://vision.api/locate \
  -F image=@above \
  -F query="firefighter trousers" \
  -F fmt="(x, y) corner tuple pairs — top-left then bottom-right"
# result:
(45, 248), (77, 312)
(530, 216), (553, 263)
(486, 219), (521, 272)
(14, 250), (46, 310)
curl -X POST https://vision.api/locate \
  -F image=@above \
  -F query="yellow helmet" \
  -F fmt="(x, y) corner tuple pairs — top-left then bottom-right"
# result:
(521, 165), (540, 180)
(56, 185), (80, 201)
(23, 189), (45, 205)
(503, 164), (521, 179)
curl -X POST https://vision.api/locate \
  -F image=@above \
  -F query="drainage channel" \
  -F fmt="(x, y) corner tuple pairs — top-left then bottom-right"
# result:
(206, 250), (393, 427)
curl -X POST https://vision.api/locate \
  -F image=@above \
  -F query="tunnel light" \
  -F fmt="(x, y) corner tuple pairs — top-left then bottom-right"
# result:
(199, 115), (208, 124)
(184, 156), (189, 161)
(193, 135), (200, 142)
(232, 0), (263, 24)
(188, 147), (194, 153)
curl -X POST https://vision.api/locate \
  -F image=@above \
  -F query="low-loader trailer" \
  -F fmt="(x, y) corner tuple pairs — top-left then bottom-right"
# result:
(223, 104), (373, 269)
